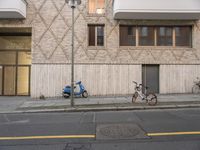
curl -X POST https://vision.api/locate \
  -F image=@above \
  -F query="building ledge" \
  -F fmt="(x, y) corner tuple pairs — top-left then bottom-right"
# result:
(113, 0), (200, 20)
(0, 0), (27, 19)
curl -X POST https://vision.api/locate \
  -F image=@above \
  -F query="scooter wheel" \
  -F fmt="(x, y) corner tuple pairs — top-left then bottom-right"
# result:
(82, 91), (88, 98)
(63, 93), (70, 98)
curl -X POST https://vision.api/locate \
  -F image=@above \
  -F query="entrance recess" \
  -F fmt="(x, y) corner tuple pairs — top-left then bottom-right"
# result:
(0, 66), (2, 95)
(142, 64), (159, 93)
(0, 28), (31, 96)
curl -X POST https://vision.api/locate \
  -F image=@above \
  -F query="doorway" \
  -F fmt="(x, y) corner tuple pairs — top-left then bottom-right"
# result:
(0, 28), (31, 96)
(142, 64), (159, 93)
(0, 52), (31, 96)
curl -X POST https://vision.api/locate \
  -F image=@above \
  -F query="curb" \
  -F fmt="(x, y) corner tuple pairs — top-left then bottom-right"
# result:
(1, 104), (200, 114)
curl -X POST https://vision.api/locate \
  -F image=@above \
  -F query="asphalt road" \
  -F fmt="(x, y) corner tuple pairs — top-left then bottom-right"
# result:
(0, 108), (200, 150)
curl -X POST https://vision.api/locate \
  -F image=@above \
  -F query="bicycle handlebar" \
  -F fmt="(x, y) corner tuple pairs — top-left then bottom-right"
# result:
(133, 81), (143, 87)
(133, 81), (142, 86)
(132, 81), (137, 85)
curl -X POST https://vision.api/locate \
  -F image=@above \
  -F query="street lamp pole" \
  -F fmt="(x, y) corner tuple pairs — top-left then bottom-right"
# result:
(71, 1), (75, 107)
(65, 0), (81, 107)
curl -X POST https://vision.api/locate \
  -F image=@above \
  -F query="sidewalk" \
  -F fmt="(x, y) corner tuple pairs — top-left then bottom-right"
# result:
(0, 94), (200, 114)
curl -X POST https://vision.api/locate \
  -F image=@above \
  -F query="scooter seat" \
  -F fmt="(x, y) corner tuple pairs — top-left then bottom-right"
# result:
(65, 86), (76, 89)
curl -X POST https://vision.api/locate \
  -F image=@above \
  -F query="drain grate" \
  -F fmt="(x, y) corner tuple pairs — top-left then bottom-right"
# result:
(96, 123), (149, 140)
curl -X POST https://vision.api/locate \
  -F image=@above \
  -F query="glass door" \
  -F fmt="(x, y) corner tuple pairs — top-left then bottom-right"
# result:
(17, 66), (30, 95)
(0, 65), (30, 96)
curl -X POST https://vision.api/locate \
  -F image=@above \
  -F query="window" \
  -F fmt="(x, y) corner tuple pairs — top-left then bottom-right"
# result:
(175, 26), (192, 47)
(157, 27), (173, 46)
(89, 0), (105, 14)
(88, 25), (104, 46)
(120, 26), (136, 46)
(139, 27), (154, 46)
(119, 26), (192, 47)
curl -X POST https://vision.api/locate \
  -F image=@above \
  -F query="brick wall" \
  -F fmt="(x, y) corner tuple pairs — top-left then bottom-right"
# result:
(0, 0), (199, 65)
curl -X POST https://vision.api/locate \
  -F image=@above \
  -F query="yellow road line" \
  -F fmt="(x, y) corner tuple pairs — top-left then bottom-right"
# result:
(1, 131), (200, 140)
(147, 131), (200, 136)
(0, 135), (96, 140)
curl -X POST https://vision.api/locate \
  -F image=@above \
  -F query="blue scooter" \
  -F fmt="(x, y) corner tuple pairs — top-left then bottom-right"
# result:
(62, 81), (88, 98)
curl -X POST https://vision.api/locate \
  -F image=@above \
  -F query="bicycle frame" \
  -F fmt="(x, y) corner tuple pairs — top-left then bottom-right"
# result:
(194, 77), (200, 87)
(137, 90), (145, 100)
(192, 77), (200, 94)
(133, 81), (147, 100)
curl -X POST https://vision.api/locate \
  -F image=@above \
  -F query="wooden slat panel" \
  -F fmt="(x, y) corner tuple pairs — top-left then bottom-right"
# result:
(31, 64), (142, 98)
(160, 65), (200, 93)
(128, 65), (142, 94)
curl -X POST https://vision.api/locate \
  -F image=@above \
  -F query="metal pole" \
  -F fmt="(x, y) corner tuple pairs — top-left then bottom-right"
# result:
(71, 2), (75, 107)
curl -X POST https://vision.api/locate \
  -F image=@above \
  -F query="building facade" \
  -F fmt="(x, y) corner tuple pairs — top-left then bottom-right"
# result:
(0, 0), (200, 98)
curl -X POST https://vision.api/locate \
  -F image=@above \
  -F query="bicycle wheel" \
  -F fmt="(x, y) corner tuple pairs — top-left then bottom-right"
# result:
(147, 93), (157, 106)
(132, 92), (138, 103)
(192, 85), (200, 94)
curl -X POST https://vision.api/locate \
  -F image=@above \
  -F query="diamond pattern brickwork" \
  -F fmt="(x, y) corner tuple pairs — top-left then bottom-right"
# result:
(0, 0), (200, 64)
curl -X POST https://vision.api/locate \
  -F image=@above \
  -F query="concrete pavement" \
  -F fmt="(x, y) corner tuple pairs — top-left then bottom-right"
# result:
(0, 94), (199, 113)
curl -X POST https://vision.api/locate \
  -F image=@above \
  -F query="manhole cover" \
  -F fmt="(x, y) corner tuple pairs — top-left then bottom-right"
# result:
(64, 144), (91, 150)
(96, 123), (148, 140)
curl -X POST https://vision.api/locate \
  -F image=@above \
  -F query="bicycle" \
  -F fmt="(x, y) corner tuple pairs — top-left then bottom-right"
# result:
(132, 81), (157, 106)
(192, 77), (200, 94)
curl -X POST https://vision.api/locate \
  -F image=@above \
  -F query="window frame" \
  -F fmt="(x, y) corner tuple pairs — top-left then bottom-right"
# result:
(138, 26), (155, 46)
(119, 25), (192, 48)
(88, 24), (105, 47)
(174, 26), (192, 47)
(156, 26), (173, 46)
(119, 25), (136, 46)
